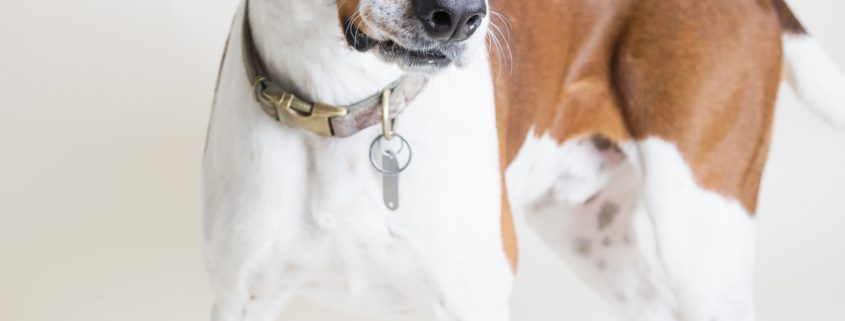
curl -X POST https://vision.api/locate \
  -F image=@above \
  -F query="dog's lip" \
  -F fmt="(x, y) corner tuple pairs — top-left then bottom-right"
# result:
(379, 40), (449, 61)
(344, 21), (451, 64)
(344, 21), (379, 52)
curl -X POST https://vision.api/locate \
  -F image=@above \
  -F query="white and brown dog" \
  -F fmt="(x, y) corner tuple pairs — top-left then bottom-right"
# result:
(203, 0), (844, 320)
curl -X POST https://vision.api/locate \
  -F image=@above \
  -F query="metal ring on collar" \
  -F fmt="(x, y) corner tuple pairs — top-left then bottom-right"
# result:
(250, 75), (267, 102)
(369, 134), (412, 175)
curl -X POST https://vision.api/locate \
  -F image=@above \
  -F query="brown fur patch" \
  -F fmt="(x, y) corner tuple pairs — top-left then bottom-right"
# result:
(773, 0), (806, 34)
(500, 179), (519, 273)
(492, 0), (634, 167)
(492, 0), (786, 214)
(336, 0), (371, 37)
(614, 0), (783, 213)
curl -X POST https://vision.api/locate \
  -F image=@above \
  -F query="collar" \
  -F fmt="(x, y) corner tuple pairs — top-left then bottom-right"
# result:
(241, 3), (429, 137)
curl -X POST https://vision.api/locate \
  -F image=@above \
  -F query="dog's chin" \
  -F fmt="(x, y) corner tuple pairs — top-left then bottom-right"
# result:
(344, 22), (464, 73)
(376, 40), (457, 73)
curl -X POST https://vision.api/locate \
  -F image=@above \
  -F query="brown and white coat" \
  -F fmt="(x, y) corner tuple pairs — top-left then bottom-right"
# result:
(492, 0), (844, 320)
(203, 0), (844, 320)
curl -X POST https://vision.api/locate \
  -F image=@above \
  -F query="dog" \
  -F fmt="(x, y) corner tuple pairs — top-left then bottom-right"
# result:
(203, 0), (844, 321)
(204, 0), (512, 321)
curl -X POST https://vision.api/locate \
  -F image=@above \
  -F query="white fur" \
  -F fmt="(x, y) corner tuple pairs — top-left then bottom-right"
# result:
(506, 131), (625, 207)
(507, 133), (679, 321)
(246, 0), (403, 104)
(506, 134), (756, 321)
(783, 34), (845, 129)
(637, 138), (756, 321)
(203, 1), (512, 321)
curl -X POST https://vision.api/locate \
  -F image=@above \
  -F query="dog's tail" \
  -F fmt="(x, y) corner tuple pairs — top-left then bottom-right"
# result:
(775, 0), (845, 129)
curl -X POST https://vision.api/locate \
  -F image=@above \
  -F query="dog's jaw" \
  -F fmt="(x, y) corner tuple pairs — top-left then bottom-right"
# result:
(343, 21), (457, 73)
(247, 0), (404, 106)
(337, 0), (489, 73)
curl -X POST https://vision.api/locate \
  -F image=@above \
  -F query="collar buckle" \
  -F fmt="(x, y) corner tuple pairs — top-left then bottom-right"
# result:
(261, 87), (348, 136)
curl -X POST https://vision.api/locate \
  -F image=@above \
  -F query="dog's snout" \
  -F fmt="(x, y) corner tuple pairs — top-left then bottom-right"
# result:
(414, 0), (487, 42)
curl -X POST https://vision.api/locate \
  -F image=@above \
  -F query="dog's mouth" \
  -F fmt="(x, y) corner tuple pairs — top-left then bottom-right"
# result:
(379, 40), (448, 62)
(344, 21), (453, 71)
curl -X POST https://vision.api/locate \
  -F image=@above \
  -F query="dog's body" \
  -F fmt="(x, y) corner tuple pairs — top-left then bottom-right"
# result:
(204, 0), (844, 321)
(204, 2), (513, 321)
(495, 1), (844, 320)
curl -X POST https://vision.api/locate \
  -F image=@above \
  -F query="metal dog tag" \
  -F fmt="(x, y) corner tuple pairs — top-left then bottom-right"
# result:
(370, 134), (411, 211)
(382, 150), (400, 211)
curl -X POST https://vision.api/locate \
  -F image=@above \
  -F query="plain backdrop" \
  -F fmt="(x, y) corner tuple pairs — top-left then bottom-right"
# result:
(1, 0), (843, 320)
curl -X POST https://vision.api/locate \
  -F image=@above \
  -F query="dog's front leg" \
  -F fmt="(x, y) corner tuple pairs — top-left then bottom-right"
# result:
(204, 195), (301, 321)
(203, 108), (312, 321)
(418, 240), (514, 321)
(204, 197), (300, 321)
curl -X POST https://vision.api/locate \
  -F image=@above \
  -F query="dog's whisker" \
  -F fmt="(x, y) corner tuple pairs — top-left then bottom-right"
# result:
(343, 8), (360, 38)
(348, 9), (367, 42)
(487, 27), (504, 73)
(490, 10), (513, 33)
(487, 15), (513, 74)
(357, 9), (371, 28)
(486, 29), (506, 79)
(352, 10), (361, 34)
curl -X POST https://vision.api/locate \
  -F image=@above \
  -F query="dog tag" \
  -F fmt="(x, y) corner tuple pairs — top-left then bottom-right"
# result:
(382, 150), (400, 211)
(370, 134), (411, 211)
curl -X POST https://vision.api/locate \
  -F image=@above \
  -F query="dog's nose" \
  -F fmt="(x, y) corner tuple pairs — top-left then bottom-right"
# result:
(415, 0), (487, 42)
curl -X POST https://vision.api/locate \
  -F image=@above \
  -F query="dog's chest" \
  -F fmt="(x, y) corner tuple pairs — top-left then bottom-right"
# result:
(205, 49), (508, 316)
(291, 69), (504, 308)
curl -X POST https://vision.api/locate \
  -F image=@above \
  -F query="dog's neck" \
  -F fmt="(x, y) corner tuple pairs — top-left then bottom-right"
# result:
(247, 0), (404, 106)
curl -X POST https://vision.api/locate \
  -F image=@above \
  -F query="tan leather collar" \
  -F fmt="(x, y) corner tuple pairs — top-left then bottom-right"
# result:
(242, 2), (429, 137)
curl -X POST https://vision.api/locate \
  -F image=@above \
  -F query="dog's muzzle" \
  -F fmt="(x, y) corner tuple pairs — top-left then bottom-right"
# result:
(345, 0), (488, 71)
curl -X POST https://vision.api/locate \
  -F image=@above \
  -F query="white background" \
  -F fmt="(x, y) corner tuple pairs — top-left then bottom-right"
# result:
(0, 0), (843, 320)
